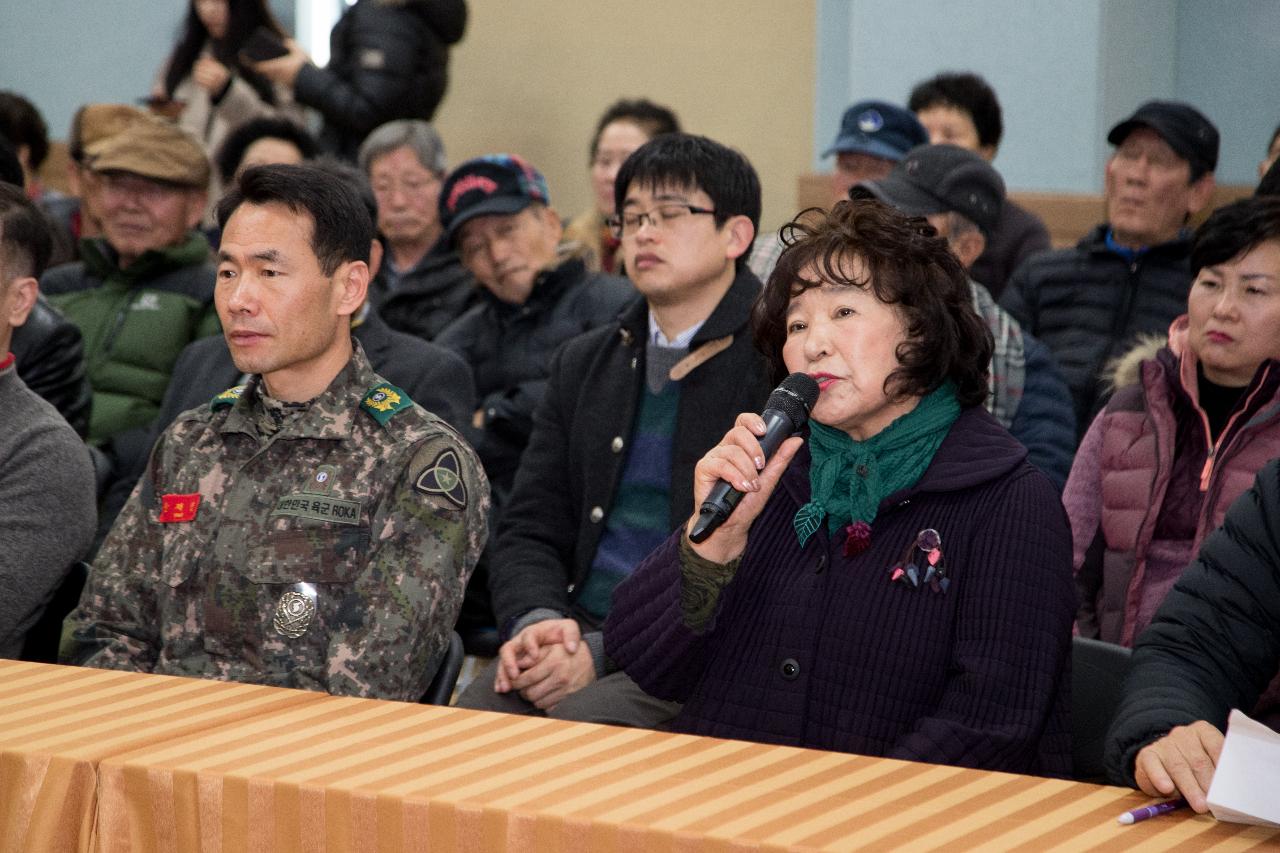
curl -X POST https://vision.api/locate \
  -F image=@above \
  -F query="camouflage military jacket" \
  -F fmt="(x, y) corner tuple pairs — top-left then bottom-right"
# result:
(69, 345), (488, 701)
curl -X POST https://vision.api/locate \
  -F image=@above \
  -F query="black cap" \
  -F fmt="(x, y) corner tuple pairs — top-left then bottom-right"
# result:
(438, 154), (551, 246)
(1107, 101), (1219, 177)
(825, 100), (928, 162)
(854, 144), (1004, 236)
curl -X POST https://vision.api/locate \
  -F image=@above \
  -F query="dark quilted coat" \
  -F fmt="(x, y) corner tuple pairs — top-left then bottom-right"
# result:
(1000, 225), (1193, 439)
(605, 406), (1075, 776)
(293, 0), (467, 160)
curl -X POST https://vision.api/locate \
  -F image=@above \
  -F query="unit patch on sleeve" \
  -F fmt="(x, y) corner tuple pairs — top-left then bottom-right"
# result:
(414, 448), (468, 510)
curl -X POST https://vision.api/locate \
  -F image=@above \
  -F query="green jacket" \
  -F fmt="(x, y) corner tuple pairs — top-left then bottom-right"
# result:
(42, 233), (220, 445)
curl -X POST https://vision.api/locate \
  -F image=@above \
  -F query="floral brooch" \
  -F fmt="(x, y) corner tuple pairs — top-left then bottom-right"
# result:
(842, 520), (873, 558)
(889, 528), (950, 594)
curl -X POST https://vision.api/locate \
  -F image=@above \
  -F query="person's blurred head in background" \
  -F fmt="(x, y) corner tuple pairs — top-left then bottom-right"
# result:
(87, 117), (210, 268)
(216, 117), (318, 187)
(908, 72), (1004, 162)
(0, 91), (51, 196)
(358, 120), (448, 272)
(588, 98), (681, 221)
(65, 104), (149, 239)
(824, 101), (927, 203)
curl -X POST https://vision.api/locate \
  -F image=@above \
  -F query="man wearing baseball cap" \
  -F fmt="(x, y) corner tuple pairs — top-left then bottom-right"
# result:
(434, 154), (632, 510)
(1000, 100), (1219, 439)
(855, 143), (1076, 489)
(749, 100), (926, 283)
(826, 99), (930, 200)
(41, 115), (219, 449)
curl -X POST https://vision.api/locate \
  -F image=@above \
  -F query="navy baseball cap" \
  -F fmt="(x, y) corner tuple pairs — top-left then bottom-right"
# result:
(855, 144), (1005, 237)
(1107, 101), (1219, 177)
(439, 154), (551, 246)
(825, 100), (929, 162)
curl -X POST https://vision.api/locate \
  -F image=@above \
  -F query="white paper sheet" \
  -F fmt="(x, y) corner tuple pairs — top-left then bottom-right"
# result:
(1206, 709), (1280, 827)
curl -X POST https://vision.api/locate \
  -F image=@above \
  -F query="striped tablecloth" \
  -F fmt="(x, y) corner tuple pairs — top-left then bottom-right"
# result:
(0, 660), (324, 852)
(90, 686), (1280, 852)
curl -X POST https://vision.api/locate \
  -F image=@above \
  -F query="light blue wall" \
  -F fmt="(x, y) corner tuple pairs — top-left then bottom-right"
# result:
(1097, 1), (1177, 170)
(1174, 0), (1280, 186)
(815, 0), (1277, 191)
(3, 1), (1274, 191)
(0, 0), (295, 143)
(815, 0), (1108, 191)
(0, 2), (184, 139)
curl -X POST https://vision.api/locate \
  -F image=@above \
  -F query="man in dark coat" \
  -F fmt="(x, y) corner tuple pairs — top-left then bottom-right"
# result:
(253, 0), (467, 161)
(1000, 101), (1219, 439)
(358, 120), (475, 341)
(1105, 459), (1280, 813)
(433, 154), (632, 510)
(455, 134), (772, 727)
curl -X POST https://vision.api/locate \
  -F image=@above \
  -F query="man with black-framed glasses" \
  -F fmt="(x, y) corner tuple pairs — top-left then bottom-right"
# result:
(456, 134), (772, 727)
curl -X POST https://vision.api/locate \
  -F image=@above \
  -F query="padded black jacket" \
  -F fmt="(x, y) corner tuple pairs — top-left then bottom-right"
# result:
(11, 295), (92, 438)
(294, 0), (467, 159)
(1000, 225), (1193, 441)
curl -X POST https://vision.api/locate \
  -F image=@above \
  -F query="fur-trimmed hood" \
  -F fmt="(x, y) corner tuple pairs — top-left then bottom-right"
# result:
(1106, 314), (1189, 390)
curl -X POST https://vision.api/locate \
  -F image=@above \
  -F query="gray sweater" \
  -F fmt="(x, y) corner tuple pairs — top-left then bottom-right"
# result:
(0, 359), (96, 658)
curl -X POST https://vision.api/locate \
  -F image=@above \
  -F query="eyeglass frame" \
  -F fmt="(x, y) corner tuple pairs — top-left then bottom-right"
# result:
(607, 203), (717, 240)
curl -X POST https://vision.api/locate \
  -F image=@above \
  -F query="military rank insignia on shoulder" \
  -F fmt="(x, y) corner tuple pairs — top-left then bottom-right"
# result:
(360, 383), (413, 425)
(211, 384), (247, 410)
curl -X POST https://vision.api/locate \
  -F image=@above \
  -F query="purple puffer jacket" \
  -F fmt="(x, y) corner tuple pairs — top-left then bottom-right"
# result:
(1065, 316), (1280, 646)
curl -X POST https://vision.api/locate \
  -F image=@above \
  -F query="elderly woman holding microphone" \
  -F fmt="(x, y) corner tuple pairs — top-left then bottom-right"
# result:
(603, 199), (1076, 775)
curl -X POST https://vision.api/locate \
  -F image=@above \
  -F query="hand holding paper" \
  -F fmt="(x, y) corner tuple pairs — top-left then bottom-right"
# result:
(1206, 709), (1280, 827)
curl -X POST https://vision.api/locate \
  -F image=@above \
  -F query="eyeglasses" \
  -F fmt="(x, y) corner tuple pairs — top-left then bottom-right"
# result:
(608, 203), (716, 239)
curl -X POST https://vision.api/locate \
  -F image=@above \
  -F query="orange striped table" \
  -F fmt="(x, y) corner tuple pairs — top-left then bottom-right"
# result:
(0, 660), (325, 852)
(91, 688), (1280, 852)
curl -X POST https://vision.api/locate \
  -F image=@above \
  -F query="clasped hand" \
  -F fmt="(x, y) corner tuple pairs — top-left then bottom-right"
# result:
(494, 618), (595, 710)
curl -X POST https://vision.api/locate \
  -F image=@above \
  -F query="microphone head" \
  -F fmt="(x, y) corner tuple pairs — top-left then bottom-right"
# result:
(768, 373), (820, 429)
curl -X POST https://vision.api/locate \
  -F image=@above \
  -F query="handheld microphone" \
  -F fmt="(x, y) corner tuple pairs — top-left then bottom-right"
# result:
(688, 372), (819, 543)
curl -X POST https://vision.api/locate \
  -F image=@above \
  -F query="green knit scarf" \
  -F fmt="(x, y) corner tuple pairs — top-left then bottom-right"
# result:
(794, 382), (961, 546)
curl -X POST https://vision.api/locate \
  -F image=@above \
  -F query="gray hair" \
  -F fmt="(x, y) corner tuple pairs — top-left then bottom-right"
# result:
(357, 120), (447, 175)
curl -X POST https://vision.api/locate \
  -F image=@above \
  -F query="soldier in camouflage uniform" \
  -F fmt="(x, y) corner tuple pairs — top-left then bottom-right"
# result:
(66, 163), (488, 701)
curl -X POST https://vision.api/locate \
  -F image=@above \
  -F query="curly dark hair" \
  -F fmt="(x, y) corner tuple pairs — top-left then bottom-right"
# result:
(752, 198), (993, 408)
